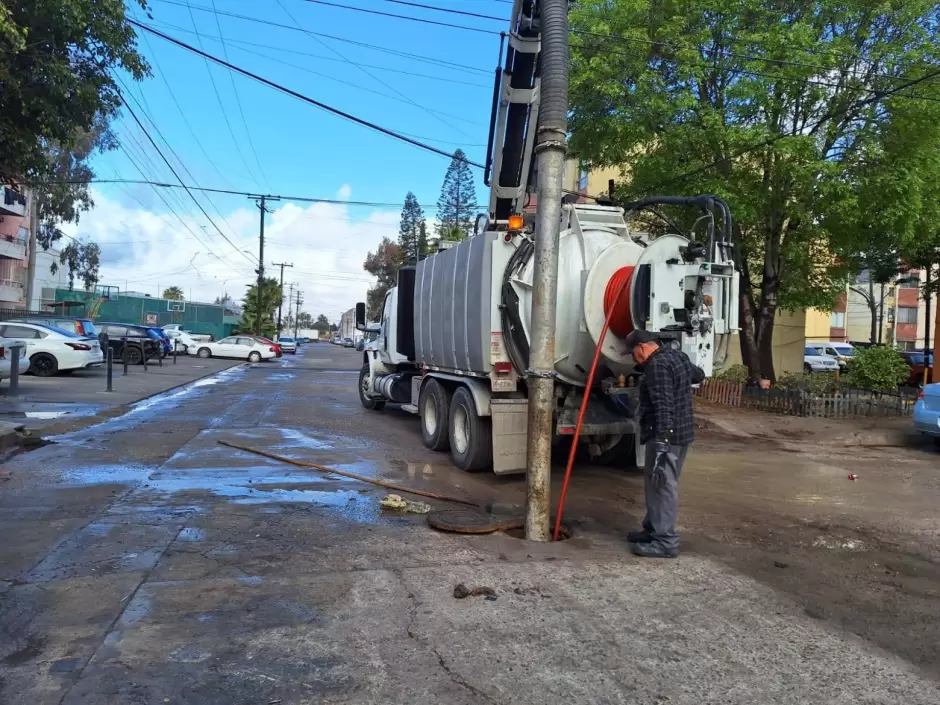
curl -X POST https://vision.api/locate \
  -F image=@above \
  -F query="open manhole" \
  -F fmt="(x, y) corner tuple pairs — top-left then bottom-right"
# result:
(503, 524), (572, 541)
(427, 508), (523, 534)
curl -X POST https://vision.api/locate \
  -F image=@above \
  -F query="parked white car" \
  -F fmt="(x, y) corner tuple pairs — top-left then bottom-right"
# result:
(0, 322), (103, 377)
(194, 335), (277, 362)
(807, 341), (856, 369)
(804, 346), (840, 373)
(163, 328), (201, 354)
(0, 338), (30, 381)
(277, 336), (297, 354)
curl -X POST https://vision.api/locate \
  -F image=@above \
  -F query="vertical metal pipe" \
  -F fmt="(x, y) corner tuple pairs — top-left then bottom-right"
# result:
(142, 342), (148, 371)
(106, 347), (113, 392)
(524, 0), (568, 542)
(9, 346), (19, 395)
(123, 339), (129, 376)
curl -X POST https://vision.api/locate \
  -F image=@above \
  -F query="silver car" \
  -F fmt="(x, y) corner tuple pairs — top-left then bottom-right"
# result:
(278, 336), (297, 354)
(804, 346), (839, 373)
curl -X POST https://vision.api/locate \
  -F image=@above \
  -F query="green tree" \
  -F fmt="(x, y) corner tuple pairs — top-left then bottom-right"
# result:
(363, 237), (402, 320)
(435, 149), (478, 239)
(238, 277), (281, 338)
(58, 240), (100, 292)
(312, 314), (331, 333)
(569, 0), (940, 381)
(162, 286), (185, 301)
(398, 192), (427, 265)
(0, 0), (148, 182)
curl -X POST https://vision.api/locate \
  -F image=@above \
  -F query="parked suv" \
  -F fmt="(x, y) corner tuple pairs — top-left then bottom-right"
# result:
(96, 322), (161, 364)
(10, 315), (98, 338)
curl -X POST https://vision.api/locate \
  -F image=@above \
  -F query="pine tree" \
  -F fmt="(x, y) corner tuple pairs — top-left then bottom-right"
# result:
(436, 149), (478, 240)
(398, 192), (427, 265)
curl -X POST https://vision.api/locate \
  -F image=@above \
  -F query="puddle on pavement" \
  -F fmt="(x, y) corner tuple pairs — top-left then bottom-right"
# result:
(270, 427), (332, 451)
(59, 464), (153, 486)
(178, 527), (207, 542)
(267, 372), (296, 381)
(0, 403), (106, 421)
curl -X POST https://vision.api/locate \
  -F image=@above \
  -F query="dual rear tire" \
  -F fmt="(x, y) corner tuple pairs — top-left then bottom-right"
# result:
(421, 380), (491, 472)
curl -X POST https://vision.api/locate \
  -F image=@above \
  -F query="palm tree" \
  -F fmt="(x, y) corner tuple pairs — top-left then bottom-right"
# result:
(163, 286), (185, 300)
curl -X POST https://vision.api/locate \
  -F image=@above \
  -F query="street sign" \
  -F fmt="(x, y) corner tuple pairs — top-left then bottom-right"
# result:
(145, 313), (157, 324)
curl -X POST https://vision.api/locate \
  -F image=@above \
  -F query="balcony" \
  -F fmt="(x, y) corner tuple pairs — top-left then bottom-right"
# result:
(0, 231), (27, 260)
(0, 187), (27, 217)
(0, 278), (24, 305)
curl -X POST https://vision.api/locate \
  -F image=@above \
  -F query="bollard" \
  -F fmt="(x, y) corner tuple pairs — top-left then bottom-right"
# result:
(106, 347), (113, 392)
(123, 340), (129, 376)
(173, 343), (177, 364)
(158, 346), (163, 367)
(8, 345), (20, 395)
(142, 342), (148, 371)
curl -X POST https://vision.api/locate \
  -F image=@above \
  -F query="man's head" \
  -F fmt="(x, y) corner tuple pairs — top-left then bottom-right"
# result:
(623, 329), (659, 365)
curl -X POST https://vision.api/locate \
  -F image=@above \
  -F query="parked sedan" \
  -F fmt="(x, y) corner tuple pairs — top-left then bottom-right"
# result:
(804, 346), (840, 373)
(96, 323), (161, 364)
(913, 383), (940, 449)
(0, 322), (102, 377)
(248, 335), (281, 357)
(163, 328), (200, 354)
(277, 336), (297, 354)
(194, 336), (277, 362)
(900, 350), (933, 387)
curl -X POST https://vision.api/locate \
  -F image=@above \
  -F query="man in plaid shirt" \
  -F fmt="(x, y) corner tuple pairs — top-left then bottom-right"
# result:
(621, 329), (704, 558)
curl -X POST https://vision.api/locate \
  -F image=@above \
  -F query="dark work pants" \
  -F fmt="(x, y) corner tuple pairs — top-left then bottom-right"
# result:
(642, 443), (689, 551)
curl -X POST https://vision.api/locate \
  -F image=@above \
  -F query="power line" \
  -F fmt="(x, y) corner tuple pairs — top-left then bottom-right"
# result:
(152, 0), (492, 75)
(380, 0), (504, 22)
(647, 66), (940, 190)
(208, 0), (274, 190)
(297, 0), (499, 34)
(130, 21), (487, 168)
(273, 0), (479, 140)
(183, 2), (263, 190)
(138, 17), (490, 87)
(118, 90), (259, 264)
(29, 177), (422, 207)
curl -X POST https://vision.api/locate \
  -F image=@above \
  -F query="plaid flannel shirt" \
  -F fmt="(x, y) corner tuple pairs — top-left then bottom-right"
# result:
(636, 348), (703, 446)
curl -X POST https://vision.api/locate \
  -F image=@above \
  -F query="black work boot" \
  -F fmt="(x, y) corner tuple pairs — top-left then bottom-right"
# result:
(627, 530), (653, 543)
(631, 542), (678, 559)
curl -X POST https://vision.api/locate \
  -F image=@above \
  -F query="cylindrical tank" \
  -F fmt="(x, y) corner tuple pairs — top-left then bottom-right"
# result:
(513, 227), (689, 386)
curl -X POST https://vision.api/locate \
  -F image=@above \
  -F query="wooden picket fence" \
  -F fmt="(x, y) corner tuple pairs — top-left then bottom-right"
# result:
(695, 379), (919, 418)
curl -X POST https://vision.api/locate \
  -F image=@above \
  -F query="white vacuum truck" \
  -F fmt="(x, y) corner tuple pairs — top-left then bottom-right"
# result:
(356, 199), (738, 474)
(355, 0), (739, 473)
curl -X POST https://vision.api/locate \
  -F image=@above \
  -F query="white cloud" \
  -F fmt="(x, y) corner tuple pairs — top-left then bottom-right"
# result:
(61, 186), (399, 323)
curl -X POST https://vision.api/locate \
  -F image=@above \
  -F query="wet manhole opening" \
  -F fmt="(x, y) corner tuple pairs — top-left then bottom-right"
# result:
(503, 524), (572, 541)
(428, 508), (523, 534)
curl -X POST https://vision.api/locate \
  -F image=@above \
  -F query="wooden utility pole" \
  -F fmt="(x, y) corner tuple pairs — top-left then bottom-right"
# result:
(294, 291), (303, 338)
(253, 195), (280, 335)
(272, 262), (293, 336)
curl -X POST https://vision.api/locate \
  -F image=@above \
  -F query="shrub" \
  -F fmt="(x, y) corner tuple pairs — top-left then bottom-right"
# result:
(713, 364), (748, 384)
(776, 371), (841, 394)
(845, 346), (910, 391)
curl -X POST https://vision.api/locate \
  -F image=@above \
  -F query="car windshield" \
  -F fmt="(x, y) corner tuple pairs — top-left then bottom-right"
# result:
(831, 345), (855, 356)
(279, 337), (294, 342)
(805, 347), (820, 356)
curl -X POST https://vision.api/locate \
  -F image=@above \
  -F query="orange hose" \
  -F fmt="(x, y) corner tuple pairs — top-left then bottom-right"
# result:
(552, 269), (633, 541)
(603, 266), (635, 338)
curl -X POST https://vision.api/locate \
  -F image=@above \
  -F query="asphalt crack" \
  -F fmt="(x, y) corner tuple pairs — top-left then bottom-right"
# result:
(393, 570), (501, 705)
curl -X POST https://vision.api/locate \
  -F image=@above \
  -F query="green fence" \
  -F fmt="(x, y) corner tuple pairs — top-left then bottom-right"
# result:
(53, 289), (238, 340)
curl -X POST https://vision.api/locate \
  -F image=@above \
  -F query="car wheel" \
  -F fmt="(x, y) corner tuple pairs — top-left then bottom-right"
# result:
(125, 346), (143, 365)
(197, 347), (212, 359)
(420, 378), (451, 451)
(358, 363), (385, 411)
(804, 363), (812, 373)
(29, 353), (58, 378)
(448, 386), (492, 472)
(248, 351), (262, 363)
(934, 437), (940, 450)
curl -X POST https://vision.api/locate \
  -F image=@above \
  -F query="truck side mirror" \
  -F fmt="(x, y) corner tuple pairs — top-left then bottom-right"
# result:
(355, 302), (366, 330)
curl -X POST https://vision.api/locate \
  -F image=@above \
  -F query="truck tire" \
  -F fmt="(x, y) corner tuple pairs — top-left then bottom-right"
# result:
(358, 363), (385, 411)
(420, 378), (451, 451)
(448, 386), (492, 472)
(595, 434), (638, 469)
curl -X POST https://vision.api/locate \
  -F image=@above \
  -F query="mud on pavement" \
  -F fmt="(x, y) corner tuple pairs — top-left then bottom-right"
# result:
(1, 346), (939, 704)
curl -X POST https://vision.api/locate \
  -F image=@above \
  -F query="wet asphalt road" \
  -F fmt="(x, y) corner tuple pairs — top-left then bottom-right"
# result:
(1, 344), (939, 704)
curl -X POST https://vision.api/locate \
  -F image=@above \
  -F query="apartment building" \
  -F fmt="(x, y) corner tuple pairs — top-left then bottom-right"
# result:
(0, 185), (30, 308)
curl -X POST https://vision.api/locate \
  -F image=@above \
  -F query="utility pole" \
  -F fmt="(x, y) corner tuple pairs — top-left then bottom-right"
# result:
(294, 291), (303, 338)
(924, 266), (932, 386)
(25, 189), (38, 310)
(525, 0), (568, 542)
(253, 195), (280, 335)
(272, 262), (293, 336)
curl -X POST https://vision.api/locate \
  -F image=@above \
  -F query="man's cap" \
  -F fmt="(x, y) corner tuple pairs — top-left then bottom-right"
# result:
(623, 329), (655, 349)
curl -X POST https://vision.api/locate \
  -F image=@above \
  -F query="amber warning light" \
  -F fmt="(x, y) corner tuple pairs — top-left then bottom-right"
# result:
(507, 214), (524, 231)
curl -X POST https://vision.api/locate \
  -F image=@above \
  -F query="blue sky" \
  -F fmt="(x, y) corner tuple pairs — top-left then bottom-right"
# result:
(72, 0), (508, 321)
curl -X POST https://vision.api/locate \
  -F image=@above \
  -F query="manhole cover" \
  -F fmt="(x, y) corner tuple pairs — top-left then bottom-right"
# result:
(427, 508), (524, 534)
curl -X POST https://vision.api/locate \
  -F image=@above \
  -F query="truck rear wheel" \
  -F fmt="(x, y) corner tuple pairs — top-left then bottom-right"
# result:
(420, 379), (451, 451)
(595, 434), (638, 469)
(358, 364), (385, 411)
(448, 386), (492, 472)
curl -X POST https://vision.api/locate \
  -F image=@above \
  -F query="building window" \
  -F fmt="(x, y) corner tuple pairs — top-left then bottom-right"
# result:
(830, 311), (845, 328)
(896, 306), (918, 324)
(578, 163), (589, 191)
(898, 276), (920, 289)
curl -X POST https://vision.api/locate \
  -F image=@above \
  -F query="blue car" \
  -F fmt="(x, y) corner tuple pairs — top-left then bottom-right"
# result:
(146, 327), (172, 356)
(913, 383), (940, 449)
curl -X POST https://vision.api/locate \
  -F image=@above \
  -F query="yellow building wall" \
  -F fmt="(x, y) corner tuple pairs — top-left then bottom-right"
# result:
(719, 310), (807, 377)
(803, 309), (832, 343)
